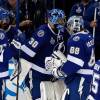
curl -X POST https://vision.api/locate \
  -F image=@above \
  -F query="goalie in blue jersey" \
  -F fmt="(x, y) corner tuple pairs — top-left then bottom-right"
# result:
(45, 16), (95, 100)
(11, 8), (67, 99)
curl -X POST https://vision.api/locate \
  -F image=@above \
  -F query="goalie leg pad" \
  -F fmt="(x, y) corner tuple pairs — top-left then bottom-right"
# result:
(40, 80), (66, 100)
(11, 58), (32, 86)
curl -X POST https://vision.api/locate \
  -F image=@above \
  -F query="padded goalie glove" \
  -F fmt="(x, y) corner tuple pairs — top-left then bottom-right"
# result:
(45, 50), (67, 72)
(45, 50), (67, 78)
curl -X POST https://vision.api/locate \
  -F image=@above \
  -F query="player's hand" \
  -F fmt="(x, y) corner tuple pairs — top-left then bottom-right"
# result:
(90, 20), (97, 28)
(19, 20), (32, 27)
(52, 67), (67, 79)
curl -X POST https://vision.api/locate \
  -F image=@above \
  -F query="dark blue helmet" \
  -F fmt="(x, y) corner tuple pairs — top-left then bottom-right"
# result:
(48, 9), (66, 25)
(48, 9), (66, 32)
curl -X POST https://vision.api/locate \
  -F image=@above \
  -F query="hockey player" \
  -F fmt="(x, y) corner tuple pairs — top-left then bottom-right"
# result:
(87, 60), (100, 100)
(69, 0), (93, 17)
(0, 7), (31, 100)
(0, 7), (14, 100)
(11, 9), (67, 99)
(0, 7), (25, 44)
(45, 16), (95, 100)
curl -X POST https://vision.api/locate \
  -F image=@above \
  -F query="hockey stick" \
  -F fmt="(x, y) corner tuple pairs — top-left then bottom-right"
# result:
(16, 0), (21, 100)
(93, 0), (98, 38)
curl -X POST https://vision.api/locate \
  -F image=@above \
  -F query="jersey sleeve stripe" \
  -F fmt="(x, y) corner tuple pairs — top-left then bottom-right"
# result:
(67, 55), (84, 67)
(0, 71), (9, 78)
(77, 69), (93, 75)
(21, 45), (36, 57)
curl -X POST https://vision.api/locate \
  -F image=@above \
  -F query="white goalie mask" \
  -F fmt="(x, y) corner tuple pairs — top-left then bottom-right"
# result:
(67, 16), (84, 35)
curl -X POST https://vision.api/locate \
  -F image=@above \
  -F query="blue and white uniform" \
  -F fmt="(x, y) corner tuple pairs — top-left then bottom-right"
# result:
(12, 8), (66, 99)
(12, 23), (65, 99)
(60, 30), (95, 100)
(87, 60), (100, 100)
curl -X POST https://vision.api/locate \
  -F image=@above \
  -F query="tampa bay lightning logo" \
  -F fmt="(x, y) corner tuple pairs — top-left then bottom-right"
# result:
(37, 30), (45, 37)
(73, 36), (80, 41)
(0, 32), (5, 40)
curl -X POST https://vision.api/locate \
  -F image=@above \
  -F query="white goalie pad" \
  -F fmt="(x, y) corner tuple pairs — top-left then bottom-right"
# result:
(5, 58), (32, 100)
(40, 80), (66, 100)
(5, 80), (32, 100)
(11, 58), (32, 86)
(52, 50), (67, 63)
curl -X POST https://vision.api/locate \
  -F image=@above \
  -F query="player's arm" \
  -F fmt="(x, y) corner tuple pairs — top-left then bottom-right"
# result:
(11, 29), (48, 59)
(45, 36), (84, 78)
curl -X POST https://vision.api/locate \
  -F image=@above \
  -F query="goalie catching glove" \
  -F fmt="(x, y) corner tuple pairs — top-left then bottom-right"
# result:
(45, 50), (67, 78)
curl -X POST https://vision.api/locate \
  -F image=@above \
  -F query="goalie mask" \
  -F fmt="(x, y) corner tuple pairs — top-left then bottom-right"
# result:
(67, 16), (84, 35)
(48, 9), (66, 32)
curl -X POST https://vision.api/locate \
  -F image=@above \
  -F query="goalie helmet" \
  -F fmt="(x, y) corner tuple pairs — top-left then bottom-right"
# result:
(48, 9), (66, 31)
(67, 16), (84, 35)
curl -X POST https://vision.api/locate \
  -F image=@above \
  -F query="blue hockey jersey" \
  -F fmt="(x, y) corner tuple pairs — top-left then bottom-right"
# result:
(12, 24), (65, 79)
(87, 60), (100, 100)
(60, 31), (95, 100)
(61, 31), (95, 80)
(0, 29), (13, 79)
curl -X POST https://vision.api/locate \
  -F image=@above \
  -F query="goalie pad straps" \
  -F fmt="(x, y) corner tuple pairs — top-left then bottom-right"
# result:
(52, 50), (67, 63)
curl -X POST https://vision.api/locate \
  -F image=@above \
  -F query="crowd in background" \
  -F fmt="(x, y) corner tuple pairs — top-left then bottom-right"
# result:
(0, 0), (100, 100)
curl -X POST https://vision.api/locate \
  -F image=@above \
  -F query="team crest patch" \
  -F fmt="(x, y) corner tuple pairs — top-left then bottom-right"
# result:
(73, 36), (80, 41)
(37, 30), (45, 37)
(0, 32), (5, 40)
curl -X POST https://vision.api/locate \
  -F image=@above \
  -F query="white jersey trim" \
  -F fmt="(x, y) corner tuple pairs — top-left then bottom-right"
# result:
(77, 69), (93, 75)
(67, 55), (84, 67)
(0, 71), (9, 78)
(21, 45), (36, 57)
(31, 63), (51, 75)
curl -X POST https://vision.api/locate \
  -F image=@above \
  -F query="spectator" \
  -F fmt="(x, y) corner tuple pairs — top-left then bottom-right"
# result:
(69, 0), (93, 17)
(84, 1), (100, 60)
(3, 0), (35, 40)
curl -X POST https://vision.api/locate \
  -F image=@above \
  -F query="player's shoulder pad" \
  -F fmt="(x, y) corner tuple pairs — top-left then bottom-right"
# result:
(37, 30), (45, 37)
(72, 35), (80, 42)
(70, 34), (82, 43)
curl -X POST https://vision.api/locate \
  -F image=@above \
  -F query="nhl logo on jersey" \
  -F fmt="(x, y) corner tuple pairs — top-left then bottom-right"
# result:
(50, 37), (55, 45)
(73, 36), (80, 41)
(37, 30), (45, 37)
(0, 32), (5, 40)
